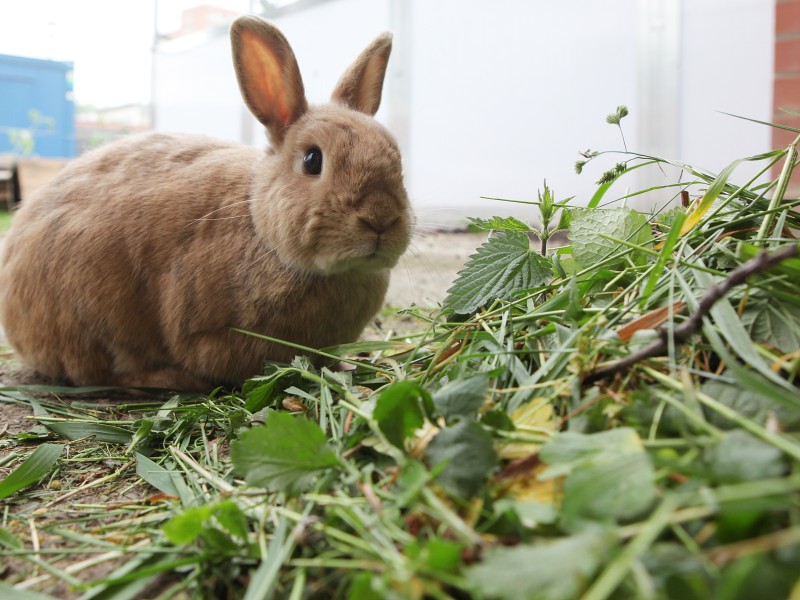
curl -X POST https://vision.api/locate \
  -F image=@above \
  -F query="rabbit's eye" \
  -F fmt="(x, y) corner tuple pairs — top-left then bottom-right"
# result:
(303, 147), (323, 176)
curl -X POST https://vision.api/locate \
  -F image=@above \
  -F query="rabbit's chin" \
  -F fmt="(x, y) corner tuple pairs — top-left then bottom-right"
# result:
(312, 251), (402, 275)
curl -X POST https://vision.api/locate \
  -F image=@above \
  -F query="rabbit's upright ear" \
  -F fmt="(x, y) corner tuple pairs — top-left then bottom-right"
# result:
(230, 16), (308, 145)
(331, 32), (393, 116)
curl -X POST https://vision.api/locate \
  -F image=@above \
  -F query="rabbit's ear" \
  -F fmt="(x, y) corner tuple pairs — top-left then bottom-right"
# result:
(230, 16), (307, 144)
(331, 32), (392, 116)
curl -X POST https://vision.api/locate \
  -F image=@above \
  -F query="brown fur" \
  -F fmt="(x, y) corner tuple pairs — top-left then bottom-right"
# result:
(0, 16), (411, 391)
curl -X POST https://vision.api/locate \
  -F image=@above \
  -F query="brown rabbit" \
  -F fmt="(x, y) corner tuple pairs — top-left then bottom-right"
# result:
(0, 16), (411, 391)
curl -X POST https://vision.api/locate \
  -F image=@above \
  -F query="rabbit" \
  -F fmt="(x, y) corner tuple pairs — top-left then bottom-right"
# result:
(0, 15), (412, 392)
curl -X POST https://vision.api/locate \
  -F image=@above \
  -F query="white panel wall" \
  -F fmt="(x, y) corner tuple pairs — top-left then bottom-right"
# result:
(153, 0), (776, 226)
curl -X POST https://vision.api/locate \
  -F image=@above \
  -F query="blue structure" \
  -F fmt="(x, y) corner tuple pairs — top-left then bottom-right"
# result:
(0, 54), (75, 158)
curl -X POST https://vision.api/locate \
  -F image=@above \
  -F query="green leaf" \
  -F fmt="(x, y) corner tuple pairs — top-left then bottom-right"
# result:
(0, 443), (62, 500)
(540, 429), (656, 523)
(162, 505), (213, 545)
(466, 526), (617, 600)
(539, 428), (644, 476)
(214, 500), (249, 540)
(135, 453), (195, 506)
(746, 301), (800, 354)
(561, 451), (657, 523)
(569, 207), (654, 270)
(444, 231), (553, 314)
(467, 216), (533, 232)
(373, 381), (429, 448)
(44, 421), (132, 445)
(701, 378), (800, 431)
(432, 374), (488, 423)
(424, 420), (497, 498)
(231, 412), (340, 494)
(705, 430), (786, 483)
(396, 460), (430, 507)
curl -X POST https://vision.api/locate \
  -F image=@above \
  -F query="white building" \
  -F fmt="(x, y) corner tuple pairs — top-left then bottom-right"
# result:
(153, 0), (776, 227)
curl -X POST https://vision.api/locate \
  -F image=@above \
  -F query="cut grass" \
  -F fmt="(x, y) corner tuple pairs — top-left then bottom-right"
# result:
(1, 116), (800, 599)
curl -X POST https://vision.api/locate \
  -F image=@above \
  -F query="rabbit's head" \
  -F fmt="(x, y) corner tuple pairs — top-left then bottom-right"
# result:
(231, 16), (411, 275)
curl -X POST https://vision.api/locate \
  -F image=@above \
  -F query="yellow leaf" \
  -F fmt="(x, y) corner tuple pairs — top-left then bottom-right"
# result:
(498, 399), (557, 460)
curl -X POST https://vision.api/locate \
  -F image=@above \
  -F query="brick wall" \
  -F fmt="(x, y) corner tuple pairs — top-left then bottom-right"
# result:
(774, 0), (800, 195)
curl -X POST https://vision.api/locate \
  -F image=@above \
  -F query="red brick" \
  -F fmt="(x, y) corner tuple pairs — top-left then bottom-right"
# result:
(774, 75), (800, 110)
(777, 1), (800, 37)
(776, 38), (800, 72)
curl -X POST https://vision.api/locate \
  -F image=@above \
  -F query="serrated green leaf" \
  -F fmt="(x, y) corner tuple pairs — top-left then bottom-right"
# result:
(746, 301), (800, 353)
(373, 381), (429, 448)
(432, 374), (488, 423)
(569, 207), (654, 270)
(231, 412), (340, 494)
(466, 526), (617, 600)
(424, 420), (497, 498)
(705, 430), (786, 483)
(540, 428), (657, 523)
(214, 501), (249, 540)
(444, 231), (553, 314)
(561, 451), (657, 523)
(701, 377), (800, 431)
(0, 443), (62, 500)
(162, 505), (213, 545)
(467, 216), (533, 232)
(539, 428), (644, 476)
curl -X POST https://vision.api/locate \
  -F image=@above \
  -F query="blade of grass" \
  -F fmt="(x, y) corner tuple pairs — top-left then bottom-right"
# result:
(0, 444), (62, 500)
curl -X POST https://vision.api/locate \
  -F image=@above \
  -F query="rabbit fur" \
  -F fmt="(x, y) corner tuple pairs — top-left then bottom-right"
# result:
(0, 16), (412, 391)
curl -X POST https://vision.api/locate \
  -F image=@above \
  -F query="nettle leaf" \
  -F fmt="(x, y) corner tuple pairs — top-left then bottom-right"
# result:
(701, 377), (800, 431)
(231, 412), (340, 494)
(704, 430), (786, 483)
(373, 381), (430, 448)
(540, 428), (656, 524)
(468, 216), (533, 232)
(569, 207), (654, 270)
(444, 230), (553, 315)
(745, 301), (800, 354)
(424, 420), (497, 498)
(466, 526), (617, 600)
(432, 374), (489, 423)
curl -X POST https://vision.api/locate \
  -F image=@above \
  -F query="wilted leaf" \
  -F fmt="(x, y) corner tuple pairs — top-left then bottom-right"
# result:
(231, 412), (340, 494)
(569, 207), (654, 270)
(424, 420), (497, 498)
(466, 526), (617, 600)
(444, 231), (553, 315)
(499, 400), (555, 460)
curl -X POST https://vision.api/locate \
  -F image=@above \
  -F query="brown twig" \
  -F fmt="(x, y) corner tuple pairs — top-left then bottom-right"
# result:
(584, 244), (799, 384)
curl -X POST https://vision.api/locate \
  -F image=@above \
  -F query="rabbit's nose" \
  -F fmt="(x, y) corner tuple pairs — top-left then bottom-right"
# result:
(358, 215), (399, 236)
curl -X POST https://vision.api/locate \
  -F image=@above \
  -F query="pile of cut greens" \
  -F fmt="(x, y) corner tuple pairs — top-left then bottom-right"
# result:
(2, 109), (800, 599)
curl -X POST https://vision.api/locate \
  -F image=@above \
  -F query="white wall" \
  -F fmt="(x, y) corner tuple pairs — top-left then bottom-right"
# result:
(153, 0), (776, 226)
